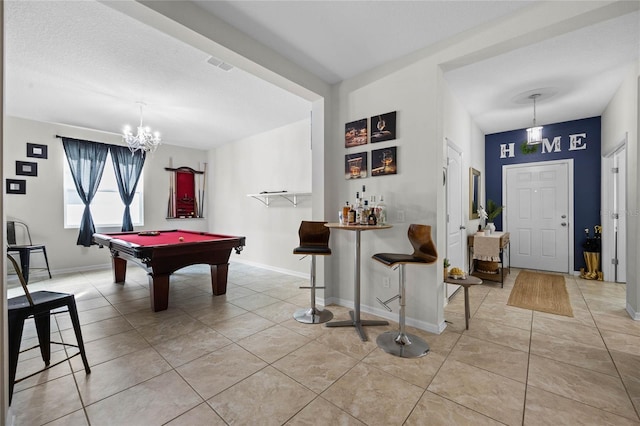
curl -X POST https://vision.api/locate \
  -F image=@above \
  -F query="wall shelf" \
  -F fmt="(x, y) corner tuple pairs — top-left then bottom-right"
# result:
(247, 192), (311, 207)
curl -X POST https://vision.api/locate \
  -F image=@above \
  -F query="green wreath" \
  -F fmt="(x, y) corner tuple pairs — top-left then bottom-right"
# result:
(520, 141), (538, 154)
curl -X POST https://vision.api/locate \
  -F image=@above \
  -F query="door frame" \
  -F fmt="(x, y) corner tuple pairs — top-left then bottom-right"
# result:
(601, 133), (627, 282)
(502, 159), (574, 273)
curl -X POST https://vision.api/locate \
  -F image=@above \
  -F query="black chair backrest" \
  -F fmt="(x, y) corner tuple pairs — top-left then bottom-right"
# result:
(7, 221), (34, 246)
(7, 221), (17, 245)
(7, 253), (35, 306)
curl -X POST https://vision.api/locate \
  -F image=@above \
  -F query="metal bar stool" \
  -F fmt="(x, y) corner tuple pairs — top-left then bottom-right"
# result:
(293, 221), (333, 324)
(7, 254), (90, 404)
(372, 224), (438, 358)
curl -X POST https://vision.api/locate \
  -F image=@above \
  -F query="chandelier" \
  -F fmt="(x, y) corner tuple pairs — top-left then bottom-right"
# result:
(123, 102), (161, 154)
(526, 93), (543, 145)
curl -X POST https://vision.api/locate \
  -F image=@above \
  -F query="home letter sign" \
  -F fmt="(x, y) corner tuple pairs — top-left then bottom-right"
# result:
(500, 143), (515, 159)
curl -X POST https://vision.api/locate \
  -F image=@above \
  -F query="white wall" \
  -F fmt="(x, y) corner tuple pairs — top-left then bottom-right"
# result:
(602, 63), (640, 317)
(442, 75), (486, 274)
(210, 118), (312, 276)
(3, 116), (209, 275)
(326, 61), (446, 332)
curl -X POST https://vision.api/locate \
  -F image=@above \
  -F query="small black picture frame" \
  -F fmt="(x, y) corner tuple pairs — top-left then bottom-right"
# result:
(16, 161), (38, 177)
(6, 179), (26, 195)
(27, 143), (48, 159)
(371, 146), (398, 176)
(345, 151), (368, 179)
(371, 111), (397, 143)
(345, 118), (368, 148)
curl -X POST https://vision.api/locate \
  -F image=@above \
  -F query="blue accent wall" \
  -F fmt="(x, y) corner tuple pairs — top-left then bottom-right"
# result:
(485, 116), (601, 272)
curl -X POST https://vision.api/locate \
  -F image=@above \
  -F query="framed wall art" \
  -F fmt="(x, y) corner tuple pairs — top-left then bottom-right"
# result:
(345, 152), (368, 179)
(6, 179), (26, 195)
(371, 147), (397, 176)
(27, 143), (48, 159)
(371, 111), (396, 143)
(345, 118), (368, 148)
(470, 167), (481, 219)
(16, 161), (38, 177)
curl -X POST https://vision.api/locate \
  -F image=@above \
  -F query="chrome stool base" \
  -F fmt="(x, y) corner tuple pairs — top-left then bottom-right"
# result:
(376, 331), (430, 358)
(293, 307), (333, 324)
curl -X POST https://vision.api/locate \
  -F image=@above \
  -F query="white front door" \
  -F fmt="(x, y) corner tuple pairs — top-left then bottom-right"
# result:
(446, 142), (464, 298)
(504, 161), (571, 273)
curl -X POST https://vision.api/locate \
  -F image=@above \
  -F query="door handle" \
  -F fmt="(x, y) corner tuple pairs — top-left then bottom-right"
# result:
(460, 225), (466, 230)
(561, 222), (567, 227)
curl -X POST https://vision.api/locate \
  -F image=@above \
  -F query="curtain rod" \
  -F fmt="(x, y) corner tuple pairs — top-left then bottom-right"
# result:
(55, 135), (121, 148)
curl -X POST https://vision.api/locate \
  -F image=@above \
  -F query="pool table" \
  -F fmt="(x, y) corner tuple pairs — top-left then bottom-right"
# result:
(93, 229), (245, 312)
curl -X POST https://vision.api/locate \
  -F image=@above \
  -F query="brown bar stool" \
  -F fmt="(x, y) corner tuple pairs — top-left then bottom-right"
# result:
(292, 221), (333, 324)
(372, 224), (438, 358)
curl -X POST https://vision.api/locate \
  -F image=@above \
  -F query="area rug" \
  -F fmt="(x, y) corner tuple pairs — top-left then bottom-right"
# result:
(507, 270), (573, 317)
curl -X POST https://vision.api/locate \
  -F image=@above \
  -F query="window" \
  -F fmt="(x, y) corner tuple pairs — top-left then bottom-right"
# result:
(63, 152), (144, 228)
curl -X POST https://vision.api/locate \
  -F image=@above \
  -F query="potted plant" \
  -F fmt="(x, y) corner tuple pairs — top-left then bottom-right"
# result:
(443, 258), (450, 278)
(485, 199), (503, 233)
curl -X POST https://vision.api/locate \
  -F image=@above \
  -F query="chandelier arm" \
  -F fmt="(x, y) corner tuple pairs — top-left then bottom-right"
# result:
(122, 102), (161, 154)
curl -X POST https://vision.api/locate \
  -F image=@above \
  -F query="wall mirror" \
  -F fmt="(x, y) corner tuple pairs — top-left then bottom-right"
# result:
(469, 168), (480, 219)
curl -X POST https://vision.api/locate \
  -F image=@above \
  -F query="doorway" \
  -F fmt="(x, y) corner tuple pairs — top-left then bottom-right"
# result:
(602, 135), (627, 283)
(446, 139), (464, 299)
(503, 160), (573, 273)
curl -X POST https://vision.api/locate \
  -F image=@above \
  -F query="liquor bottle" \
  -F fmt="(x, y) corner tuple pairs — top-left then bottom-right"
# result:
(376, 195), (386, 225)
(368, 205), (378, 225)
(342, 202), (350, 224)
(355, 192), (364, 225)
(360, 200), (369, 225)
(348, 202), (356, 224)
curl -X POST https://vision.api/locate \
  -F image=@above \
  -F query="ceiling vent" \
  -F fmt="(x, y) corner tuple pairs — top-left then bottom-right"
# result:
(207, 56), (234, 71)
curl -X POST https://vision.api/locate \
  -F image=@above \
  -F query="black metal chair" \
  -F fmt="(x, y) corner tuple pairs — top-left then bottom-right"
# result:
(7, 220), (52, 283)
(7, 253), (90, 404)
(372, 224), (438, 358)
(292, 221), (333, 324)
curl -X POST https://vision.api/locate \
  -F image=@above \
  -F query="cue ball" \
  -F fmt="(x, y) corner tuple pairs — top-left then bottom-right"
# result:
(179, 237), (184, 241)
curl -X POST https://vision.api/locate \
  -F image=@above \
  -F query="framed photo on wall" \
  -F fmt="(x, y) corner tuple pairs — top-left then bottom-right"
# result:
(27, 143), (48, 159)
(345, 152), (368, 179)
(345, 118), (368, 148)
(371, 147), (397, 176)
(6, 179), (26, 195)
(370, 111), (396, 143)
(16, 161), (38, 177)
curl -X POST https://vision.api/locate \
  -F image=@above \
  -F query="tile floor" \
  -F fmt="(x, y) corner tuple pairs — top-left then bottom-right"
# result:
(7, 263), (640, 425)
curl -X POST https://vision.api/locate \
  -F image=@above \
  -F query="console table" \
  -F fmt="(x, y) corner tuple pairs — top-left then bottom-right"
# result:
(468, 232), (510, 287)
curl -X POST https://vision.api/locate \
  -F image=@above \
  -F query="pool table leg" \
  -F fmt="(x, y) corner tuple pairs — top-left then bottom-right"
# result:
(210, 263), (229, 295)
(112, 257), (127, 283)
(149, 274), (170, 312)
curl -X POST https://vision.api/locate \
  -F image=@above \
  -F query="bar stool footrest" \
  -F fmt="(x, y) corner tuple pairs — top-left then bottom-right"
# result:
(376, 330), (430, 358)
(376, 294), (399, 311)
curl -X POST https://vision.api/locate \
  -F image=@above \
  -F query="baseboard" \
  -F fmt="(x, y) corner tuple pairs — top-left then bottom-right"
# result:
(231, 258), (308, 279)
(626, 303), (640, 320)
(6, 263), (112, 283)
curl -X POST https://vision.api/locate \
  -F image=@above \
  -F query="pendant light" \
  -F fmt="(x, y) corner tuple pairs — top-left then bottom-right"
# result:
(526, 94), (543, 145)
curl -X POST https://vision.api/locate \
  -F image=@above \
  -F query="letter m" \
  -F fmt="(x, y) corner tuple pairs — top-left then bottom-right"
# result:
(542, 137), (561, 153)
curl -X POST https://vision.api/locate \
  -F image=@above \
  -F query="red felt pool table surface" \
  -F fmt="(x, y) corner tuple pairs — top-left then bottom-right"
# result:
(93, 229), (245, 312)
(108, 230), (238, 246)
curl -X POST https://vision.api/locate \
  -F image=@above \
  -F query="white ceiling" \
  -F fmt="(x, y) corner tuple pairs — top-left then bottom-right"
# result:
(5, 1), (640, 150)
